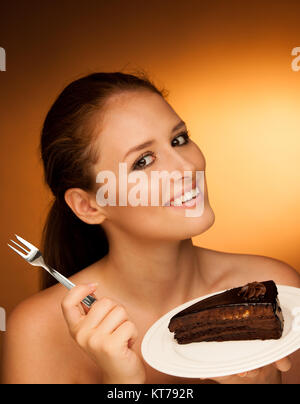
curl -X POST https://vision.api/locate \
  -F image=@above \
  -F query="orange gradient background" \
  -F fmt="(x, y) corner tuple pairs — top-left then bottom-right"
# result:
(0, 0), (300, 379)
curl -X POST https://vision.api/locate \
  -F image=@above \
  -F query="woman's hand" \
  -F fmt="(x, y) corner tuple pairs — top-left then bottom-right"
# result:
(200, 357), (291, 384)
(61, 283), (147, 384)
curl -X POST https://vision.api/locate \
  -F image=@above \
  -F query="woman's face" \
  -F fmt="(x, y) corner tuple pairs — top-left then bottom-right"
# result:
(92, 90), (215, 241)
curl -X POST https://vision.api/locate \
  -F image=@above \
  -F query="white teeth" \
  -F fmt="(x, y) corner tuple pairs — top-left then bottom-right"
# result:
(170, 187), (200, 206)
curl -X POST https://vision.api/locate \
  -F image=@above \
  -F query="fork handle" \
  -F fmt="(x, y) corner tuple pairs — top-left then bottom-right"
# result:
(42, 263), (97, 308)
(82, 295), (97, 308)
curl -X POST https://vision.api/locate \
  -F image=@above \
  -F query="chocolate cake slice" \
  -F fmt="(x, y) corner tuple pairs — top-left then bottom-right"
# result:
(168, 281), (284, 344)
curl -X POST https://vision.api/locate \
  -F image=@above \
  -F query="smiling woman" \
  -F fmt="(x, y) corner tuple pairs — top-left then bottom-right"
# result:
(37, 70), (214, 291)
(2, 70), (300, 385)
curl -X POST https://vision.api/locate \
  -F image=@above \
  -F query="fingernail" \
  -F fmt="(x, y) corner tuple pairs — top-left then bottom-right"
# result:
(249, 370), (259, 378)
(239, 372), (248, 377)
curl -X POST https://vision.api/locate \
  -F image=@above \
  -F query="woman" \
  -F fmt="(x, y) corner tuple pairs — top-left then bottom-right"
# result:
(2, 71), (300, 384)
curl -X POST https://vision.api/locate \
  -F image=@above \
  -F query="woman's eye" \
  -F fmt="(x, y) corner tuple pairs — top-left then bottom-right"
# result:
(131, 131), (190, 171)
(171, 131), (190, 147)
(132, 153), (155, 170)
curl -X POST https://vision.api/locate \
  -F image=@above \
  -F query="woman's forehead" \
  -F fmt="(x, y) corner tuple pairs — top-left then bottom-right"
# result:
(97, 91), (178, 155)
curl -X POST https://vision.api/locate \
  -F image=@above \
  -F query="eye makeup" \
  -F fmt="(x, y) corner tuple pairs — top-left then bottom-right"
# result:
(131, 130), (190, 171)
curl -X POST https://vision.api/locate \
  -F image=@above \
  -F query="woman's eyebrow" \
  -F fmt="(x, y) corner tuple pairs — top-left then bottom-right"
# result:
(123, 120), (186, 160)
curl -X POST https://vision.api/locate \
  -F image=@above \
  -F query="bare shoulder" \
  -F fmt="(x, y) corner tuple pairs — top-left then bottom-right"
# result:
(2, 266), (101, 384)
(7, 281), (68, 333)
(196, 246), (300, 289)
(6, 283), (66, 338)
(2, 284), (71, 383)
(232, 252), (300, 288)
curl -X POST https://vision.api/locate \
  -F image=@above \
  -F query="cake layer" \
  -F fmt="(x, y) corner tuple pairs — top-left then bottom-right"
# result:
(176, 328), (282, 344)
(169, 303), (277, 332)
(174, 318), (282, 344)
(174, 317), (281, 339)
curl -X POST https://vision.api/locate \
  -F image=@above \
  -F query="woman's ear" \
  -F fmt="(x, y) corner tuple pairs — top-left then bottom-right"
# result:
(64, 188), (107, 225)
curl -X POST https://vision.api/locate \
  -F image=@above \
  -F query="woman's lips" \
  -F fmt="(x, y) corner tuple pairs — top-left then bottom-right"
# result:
(167, 180), (197, 205)
(165, 188), (202, 209)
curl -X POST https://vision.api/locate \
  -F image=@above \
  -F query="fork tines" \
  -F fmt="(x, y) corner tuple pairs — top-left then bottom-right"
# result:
(7, 234), (32, 258)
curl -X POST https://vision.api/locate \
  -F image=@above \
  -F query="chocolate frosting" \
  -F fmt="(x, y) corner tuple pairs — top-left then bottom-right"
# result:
(238, 282), (267, 300)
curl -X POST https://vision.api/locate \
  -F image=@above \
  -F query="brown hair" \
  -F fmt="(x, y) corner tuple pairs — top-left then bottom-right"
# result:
(39, 70), (169, 289)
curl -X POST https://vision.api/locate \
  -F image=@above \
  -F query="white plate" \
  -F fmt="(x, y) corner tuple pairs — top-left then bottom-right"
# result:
(141, 285), (300, 378)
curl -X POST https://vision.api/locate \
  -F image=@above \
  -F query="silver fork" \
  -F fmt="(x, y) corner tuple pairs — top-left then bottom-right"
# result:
(7, 234), (96, 308)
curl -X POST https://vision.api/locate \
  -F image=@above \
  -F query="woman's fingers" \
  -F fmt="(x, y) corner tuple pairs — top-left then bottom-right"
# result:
(61, 283), (98, 331)
(238, 369), (260, 378)
(80, 297), (119, 330)
(96, 304), (129, 334)
(273, 356), (292, 372)
(111, 320), (139, 348)
(81, 300), (127, 334)
(60, 285), (146, 383)
(236, 356), (292, 378)
(208, 357), (292, 384)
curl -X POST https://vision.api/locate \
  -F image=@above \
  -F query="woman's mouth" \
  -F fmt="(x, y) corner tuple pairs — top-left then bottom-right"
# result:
(165, 186), (201, 209)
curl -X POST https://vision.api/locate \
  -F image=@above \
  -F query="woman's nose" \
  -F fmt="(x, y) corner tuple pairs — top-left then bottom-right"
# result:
(166, 148), (197, 174)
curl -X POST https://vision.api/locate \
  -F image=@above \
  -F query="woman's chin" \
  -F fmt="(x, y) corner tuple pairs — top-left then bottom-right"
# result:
(189, 205), (215, 237)
(168, 204), (216, 240)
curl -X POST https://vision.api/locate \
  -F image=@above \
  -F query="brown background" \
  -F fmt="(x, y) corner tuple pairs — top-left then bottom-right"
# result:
(1, 0), (300, 382)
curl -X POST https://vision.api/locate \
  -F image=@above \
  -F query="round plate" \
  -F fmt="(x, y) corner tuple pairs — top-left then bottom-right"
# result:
(141, 285), (300, 378)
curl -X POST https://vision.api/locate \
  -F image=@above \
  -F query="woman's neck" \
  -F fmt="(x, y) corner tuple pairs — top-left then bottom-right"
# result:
(99, 237), (204, 316)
